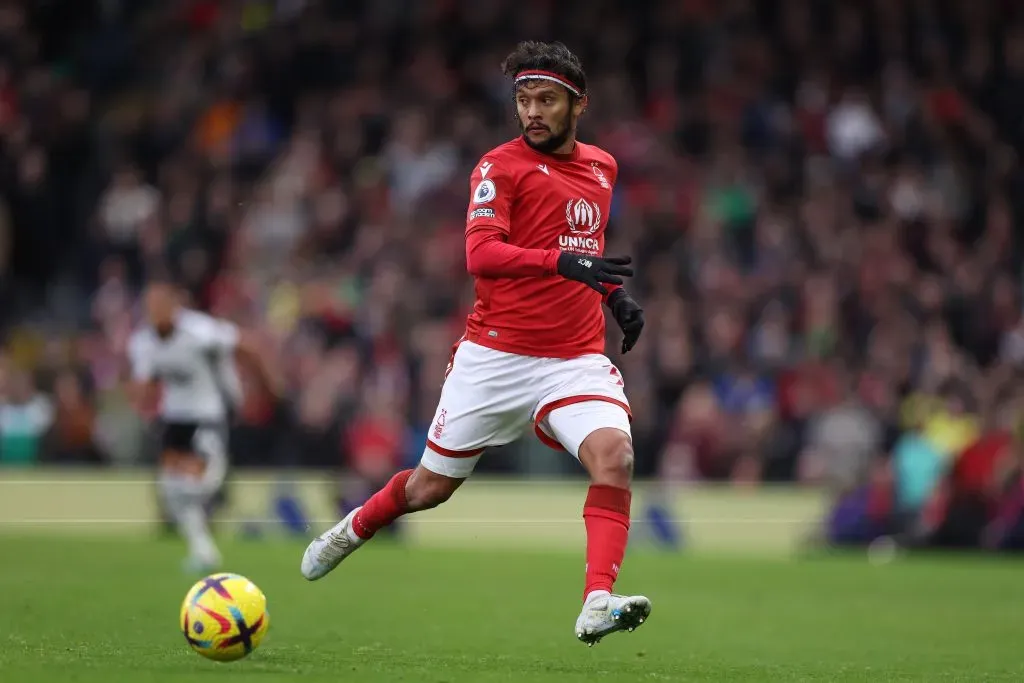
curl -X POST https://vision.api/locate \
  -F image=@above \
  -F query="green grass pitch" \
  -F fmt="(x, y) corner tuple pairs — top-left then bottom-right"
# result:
(0, 536), (1021, 682)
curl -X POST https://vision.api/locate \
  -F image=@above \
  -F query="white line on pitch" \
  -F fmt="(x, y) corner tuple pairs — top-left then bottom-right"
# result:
(0, 480), (748, 487)
(0, 518), (808, 525)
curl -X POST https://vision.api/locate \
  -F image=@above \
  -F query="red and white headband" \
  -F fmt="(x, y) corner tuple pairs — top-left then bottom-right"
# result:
(514, 70), (583, 97)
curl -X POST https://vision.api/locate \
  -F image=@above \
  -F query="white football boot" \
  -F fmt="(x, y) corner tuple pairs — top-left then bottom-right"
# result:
(301, 507), (367, 580)
(575, 591), (652, 646)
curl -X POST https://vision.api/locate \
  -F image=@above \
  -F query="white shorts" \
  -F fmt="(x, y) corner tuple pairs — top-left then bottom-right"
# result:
(420, 340), (632, 478)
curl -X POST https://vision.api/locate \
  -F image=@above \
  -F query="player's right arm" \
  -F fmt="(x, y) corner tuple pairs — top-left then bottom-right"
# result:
(464, 157), (633, 291)
(465, 156), (559, 277)
(126, 332), (160, 415)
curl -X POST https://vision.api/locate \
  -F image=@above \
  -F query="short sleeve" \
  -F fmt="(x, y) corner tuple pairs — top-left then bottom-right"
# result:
(204, 318), (240, 353)
(185, 312), (240, 353)
(128, 333), (155, 382)
(466, 156), (514, 237)
(210, 319), (240, 352)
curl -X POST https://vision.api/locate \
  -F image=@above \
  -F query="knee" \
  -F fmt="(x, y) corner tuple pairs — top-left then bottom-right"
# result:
(405, 468), (461, 511)
(581, 429), (634, 487)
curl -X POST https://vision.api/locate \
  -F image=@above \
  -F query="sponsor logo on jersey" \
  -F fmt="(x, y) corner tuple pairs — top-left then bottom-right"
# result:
(479, 161), (493, 178)
(592, 162), (610, 189)
(537, 164), (549, 175)
(559, 235), (601, 251)
(159, 367), (194, 386)
(473, 179), (496, 204)
(565, 198), (601, 235)
(470, 207), (495, 220)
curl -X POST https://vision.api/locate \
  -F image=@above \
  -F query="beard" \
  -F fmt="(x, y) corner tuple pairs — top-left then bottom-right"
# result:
(520, 116), (574, 154)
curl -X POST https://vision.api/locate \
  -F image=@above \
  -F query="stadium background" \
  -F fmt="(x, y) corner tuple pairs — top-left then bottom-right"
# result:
(5, 2), (1024, 681)
(2, 0), (1024, 552)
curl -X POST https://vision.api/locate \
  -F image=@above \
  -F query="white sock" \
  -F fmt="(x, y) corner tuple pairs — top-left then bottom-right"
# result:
(177, 503), (221, 566)
(160, 472), (221, 566)
(584, 589), (611, 605)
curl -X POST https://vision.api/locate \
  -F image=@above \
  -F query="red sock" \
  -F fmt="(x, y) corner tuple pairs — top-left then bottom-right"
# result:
(582, 484), (631, 602)
(352, 469), (413, 540)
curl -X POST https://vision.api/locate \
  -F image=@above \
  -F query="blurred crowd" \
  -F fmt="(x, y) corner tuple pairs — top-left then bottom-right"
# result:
(2, 0), (1024, 544)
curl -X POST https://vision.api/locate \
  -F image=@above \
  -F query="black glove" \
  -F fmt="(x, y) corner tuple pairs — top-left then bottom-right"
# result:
(556, 252), (634, 295)
(606, 288), (645, 354)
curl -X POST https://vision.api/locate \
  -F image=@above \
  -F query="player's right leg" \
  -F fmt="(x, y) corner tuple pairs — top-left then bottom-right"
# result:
(300, 464), (467, 579)
(301, 340), (533, 580)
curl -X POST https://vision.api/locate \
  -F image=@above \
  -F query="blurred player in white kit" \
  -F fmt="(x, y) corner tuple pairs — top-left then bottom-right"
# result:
(127, 276), (277, 573)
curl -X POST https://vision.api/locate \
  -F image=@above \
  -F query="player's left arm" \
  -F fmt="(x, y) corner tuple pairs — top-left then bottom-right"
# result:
(203, 317), (284, 400)
(236, 334), (285, 400)
(600, 156), (645, 354)
(606, 288), (644, 354)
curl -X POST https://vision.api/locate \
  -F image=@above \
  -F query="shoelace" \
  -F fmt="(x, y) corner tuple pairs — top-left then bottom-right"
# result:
(319, 530), (352, 560)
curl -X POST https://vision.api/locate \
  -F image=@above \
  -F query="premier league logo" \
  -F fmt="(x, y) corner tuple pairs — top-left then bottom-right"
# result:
(473, 179), (496, 204)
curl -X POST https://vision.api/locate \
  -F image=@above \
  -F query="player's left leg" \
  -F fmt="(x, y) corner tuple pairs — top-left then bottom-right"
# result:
(535, 361), (651, 645)
(158, 423), (229, 574)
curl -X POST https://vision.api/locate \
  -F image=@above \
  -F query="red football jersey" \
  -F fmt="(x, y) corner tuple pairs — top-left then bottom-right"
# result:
(463, 137), (618, 358)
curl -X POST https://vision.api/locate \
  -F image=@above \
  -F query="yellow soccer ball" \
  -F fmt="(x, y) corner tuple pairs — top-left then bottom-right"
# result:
(179, 573), (270, 662)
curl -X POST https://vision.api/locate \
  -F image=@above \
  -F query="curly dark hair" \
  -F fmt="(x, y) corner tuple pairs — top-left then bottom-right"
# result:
(501, 41), (587, 97)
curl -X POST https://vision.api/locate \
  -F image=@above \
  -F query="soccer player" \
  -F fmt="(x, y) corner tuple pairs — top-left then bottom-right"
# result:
(128, 276), (277, 573)
(301, 41), (649, 645)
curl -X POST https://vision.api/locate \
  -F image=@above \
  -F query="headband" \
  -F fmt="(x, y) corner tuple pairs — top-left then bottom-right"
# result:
(514, 70), (583, 97)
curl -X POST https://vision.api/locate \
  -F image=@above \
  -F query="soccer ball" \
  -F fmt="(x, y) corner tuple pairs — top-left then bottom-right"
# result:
(180, 573), (270, 662)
